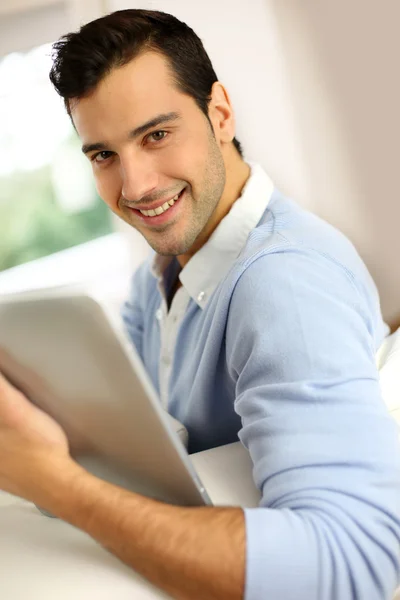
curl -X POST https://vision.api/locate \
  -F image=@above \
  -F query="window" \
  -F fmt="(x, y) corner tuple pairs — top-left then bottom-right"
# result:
(0, 42), (113, 273)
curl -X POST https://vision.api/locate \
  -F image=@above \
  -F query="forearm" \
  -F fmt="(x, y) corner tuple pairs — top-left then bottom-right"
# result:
(33, 456), (245, 600)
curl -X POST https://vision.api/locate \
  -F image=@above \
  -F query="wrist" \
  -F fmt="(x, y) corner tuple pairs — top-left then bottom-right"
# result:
(26, 451), (84, 512)
(31, 454), (121, 529)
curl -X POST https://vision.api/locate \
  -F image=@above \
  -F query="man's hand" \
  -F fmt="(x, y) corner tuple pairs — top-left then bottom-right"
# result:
(0, 371), (245, 600)
(0, 371), (69, 499)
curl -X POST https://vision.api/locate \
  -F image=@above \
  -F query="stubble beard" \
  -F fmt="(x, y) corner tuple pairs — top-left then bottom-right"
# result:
(137, 136), (226, 257)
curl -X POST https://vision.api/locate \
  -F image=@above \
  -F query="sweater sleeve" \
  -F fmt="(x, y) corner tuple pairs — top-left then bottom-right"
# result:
(120, 260), (150, 363)
(226, 246), (400, 600)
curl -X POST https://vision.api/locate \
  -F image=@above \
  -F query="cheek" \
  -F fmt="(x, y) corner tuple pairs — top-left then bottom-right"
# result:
(94, 169), (122, 211)
(160, 134), (208, 185)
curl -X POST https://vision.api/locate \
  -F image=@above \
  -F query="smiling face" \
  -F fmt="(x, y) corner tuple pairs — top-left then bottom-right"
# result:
(71, 51), (238, 262)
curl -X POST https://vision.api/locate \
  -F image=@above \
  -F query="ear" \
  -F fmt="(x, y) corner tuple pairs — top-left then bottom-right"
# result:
(208, 82), (236, 146)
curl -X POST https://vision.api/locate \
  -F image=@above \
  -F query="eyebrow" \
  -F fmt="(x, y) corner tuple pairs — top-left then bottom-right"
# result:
(81, 111), (181, 155)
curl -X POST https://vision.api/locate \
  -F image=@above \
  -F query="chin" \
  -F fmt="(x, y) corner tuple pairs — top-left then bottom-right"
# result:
(150, 244), (186, 257)
(146, 229), (197, 257)
(147, 237), (191, 257)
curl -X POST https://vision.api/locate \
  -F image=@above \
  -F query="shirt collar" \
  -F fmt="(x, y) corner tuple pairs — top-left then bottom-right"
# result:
(151, 163), (273, 308)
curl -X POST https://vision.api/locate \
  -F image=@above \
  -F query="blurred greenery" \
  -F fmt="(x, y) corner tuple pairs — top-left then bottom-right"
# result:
(0, 164), (113, 273)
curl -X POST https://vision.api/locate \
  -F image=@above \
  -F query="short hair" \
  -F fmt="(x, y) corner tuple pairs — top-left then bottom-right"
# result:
(49, 9), (243, 157)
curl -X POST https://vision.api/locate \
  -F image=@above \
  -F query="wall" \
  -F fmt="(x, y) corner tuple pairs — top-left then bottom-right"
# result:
(0, 1), (107, 57)
(0, 2), (67, 55)
(270, 0), (400, 327)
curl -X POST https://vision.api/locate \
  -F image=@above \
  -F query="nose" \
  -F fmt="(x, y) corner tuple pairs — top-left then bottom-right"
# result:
(120, 152), (159, 203)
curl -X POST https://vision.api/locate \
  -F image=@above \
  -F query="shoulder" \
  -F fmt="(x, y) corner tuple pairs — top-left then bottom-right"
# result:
(125, 254), (158, 307)
(227, 244), (364, 342)
(225, 214), (385, 362)
(241, 188), (365, 271)
(228, 189), (380, 328)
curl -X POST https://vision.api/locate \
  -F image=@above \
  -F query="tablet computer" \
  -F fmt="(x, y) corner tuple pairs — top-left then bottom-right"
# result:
(0, 289), (211, 508)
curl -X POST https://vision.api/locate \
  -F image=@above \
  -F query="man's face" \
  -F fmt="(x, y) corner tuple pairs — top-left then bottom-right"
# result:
(71, 51), (227, 258)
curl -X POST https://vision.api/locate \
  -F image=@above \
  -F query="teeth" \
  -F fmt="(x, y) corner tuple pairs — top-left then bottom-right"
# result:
(139, 192), (181, 217)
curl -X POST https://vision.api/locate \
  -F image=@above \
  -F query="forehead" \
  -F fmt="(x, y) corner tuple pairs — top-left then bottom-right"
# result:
(71, 51), (194, 142)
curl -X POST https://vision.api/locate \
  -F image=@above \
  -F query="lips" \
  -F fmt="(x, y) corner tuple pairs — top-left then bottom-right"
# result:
(138, 192), (180, 217)
(127, 188), (185, 226)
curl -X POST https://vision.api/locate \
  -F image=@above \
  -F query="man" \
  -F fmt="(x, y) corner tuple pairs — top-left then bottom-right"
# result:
(0, 9), (399, 600)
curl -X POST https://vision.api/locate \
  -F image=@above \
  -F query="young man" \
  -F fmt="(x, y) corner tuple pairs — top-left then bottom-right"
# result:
(0, 9), (399, 600)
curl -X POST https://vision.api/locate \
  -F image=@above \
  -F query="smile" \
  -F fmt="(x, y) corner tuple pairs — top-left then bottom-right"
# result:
(128, 188), (186, 226)
(139, 193), (180, 217)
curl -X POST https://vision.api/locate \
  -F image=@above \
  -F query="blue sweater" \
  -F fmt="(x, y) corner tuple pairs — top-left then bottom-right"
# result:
(122, 186), (400, 600)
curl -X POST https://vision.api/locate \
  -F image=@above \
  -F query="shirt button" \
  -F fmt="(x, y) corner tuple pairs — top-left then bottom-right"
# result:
(162, 355), (171, 366)
(155, 308), (163, 321)
(197, 291), (206, 303)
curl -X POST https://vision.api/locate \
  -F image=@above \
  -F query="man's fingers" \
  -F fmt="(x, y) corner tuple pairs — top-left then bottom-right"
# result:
(0, 371), (29, 425)
(0, 370), (14, 395)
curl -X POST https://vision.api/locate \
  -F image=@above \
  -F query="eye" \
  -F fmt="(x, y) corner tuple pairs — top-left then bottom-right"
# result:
(146, 130), (168, 144)
(91, 151), (114, 163)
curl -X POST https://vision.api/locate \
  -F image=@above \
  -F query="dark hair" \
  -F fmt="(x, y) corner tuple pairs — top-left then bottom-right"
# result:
(50, 9), (243, 157)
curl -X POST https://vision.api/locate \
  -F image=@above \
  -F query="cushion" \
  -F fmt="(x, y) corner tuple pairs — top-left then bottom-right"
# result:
(377, 327), (400, 429)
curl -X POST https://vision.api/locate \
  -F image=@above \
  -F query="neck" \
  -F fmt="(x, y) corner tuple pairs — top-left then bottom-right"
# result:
(178, 151), (251, 267)
(223, 153), (252, 218)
